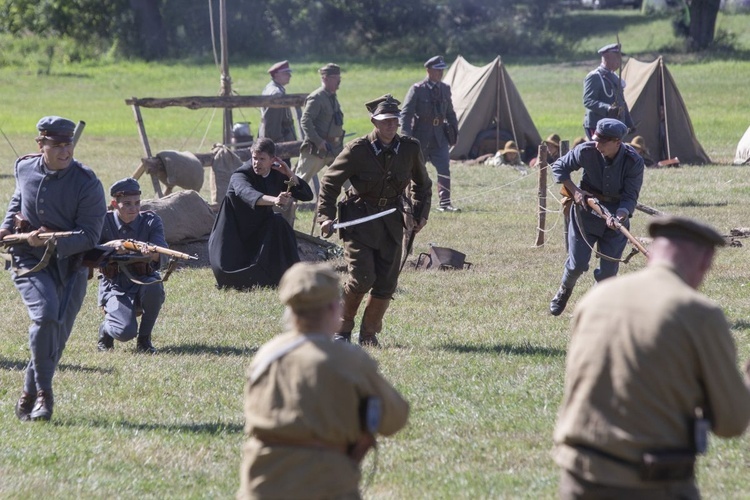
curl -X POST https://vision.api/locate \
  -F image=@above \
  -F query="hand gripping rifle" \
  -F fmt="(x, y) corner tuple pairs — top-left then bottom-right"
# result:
(585, 196), (649, 259)
(110, 239), (197, 284)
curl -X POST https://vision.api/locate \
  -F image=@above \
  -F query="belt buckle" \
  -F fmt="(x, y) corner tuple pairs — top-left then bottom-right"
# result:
(433, 118), (440, 126)
(378, 198), (387, 207)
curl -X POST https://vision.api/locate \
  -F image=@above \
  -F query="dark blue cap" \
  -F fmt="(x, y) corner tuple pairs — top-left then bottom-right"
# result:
(36, 116), (75, 141)
(593, 118), (628, 141)
(424, 55), (448, 70)
(110, 177), (141, 197)
(598, 43), (624, 56)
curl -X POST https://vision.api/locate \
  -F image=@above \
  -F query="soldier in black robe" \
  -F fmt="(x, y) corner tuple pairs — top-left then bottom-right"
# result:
(209, 138), (313, 290)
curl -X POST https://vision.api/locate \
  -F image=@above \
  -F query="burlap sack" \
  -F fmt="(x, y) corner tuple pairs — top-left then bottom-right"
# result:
(210, 144), (243, 205)
(155, 151), (204, 192)
(141, 190), (216, 244)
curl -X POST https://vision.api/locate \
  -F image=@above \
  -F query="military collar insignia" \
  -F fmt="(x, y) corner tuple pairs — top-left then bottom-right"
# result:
(370, 137), (401, 156)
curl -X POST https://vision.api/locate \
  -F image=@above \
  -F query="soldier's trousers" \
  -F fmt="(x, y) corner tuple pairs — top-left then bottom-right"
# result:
(343, 236), (401, 300)
(102, 282), (165, 341)
(14, 266), (88, 394)
(422, 144), (452, 206)
(561, 206), (629, 289)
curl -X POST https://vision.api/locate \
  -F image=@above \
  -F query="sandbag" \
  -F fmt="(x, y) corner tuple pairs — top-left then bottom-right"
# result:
(155, 150), (204, 192)
(210, 144), (243, 205)
(141, 190), (215, 244)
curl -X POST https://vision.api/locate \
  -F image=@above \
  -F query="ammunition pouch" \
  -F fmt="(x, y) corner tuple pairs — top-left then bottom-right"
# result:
(443, 123), (457, 147)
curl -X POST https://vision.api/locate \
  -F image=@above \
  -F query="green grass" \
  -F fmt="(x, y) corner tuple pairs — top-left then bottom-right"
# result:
(2, 10), (750, 500)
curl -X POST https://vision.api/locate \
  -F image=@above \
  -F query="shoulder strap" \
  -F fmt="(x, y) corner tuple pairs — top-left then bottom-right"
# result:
(249, 336), (310, 385)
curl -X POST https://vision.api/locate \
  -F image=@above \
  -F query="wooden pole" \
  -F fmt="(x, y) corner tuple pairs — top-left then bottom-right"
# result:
(220, 0), (233, 146)
(535, 143), (548, 247)
(131, 103), (163, 198)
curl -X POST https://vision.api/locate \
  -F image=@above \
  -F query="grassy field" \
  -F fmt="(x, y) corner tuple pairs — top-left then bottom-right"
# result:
(2, 10), (750, 500)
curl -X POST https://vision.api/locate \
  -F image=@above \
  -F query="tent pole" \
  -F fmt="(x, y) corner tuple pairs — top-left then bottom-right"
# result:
(496, 57), (501, 152)
(659, 58), (672, 160)
(220, 0), (233, 146)
(500, 57), (518, 147)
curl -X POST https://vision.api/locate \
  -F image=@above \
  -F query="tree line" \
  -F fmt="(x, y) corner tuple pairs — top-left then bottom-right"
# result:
(0, 0), (722, 62)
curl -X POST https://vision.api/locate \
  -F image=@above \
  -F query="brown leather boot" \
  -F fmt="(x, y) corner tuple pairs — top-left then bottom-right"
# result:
(359, 296), (391, 347)
(15, 391), (35, 422)
(30, 390), (54, 421)
(334, 290), (366, 342)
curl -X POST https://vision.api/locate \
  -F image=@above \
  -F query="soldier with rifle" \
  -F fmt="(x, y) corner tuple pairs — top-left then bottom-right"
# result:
(96, 177), (184, 354)
(1, 116), (106, 422)
(549, 118), (644, 316)
(318, 95), (432, 347)
(583, 43), (634, 140)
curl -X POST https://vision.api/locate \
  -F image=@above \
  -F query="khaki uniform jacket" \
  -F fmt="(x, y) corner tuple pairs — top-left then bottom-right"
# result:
(238, 331), (409, 499)
(553, 263), (750, 487)
(300, 86), (344, 154)
(258, 80), (296, 144)
(317, 130), (432, 246)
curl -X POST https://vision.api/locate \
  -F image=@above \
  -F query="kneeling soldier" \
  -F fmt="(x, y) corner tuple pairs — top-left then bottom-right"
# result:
(97, 178), (166, 353)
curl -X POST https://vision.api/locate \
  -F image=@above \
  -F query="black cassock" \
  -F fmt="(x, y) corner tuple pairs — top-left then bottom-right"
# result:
(208, 163), (313, 289)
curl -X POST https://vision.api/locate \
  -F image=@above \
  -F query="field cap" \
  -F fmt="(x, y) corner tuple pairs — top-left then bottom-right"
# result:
(279, 262), (341, 312)
(366, 94), (401, 120)
(502, 140), (519, 155)
(593, 118), (628, 142)
(424, 55), (448, 69)
(268, 60), (292, 75)
(544, 134), (561, 148)
(110, 177), (142, 197)
(36, 116), (75, 142)
(648, 215), (726, 248)
(319, 63), (341, 76)
(598, 43), (624, 56)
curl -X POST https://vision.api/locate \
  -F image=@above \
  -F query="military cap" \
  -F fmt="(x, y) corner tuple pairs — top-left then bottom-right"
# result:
(648, 215), (726, 248)
(36, 116), (76, 142)
(279, 262), (341, 312)
(544, 134), (561, 148)
(366, 94), (401, 120)
(268, 60), (292, 74)
(598, 43), (625, 55)
(319, 63), (341, 76)
(424, 55), (448, 70)
(592, 118), (628, 142)
(110, 177), (141, 197)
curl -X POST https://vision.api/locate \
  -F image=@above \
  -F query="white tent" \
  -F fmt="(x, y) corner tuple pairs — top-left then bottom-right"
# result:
(734, 126), (750, 165)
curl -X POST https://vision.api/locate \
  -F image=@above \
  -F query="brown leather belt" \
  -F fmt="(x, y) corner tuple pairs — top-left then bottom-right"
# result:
(580, 182), (621, 203)
(358, 195), (400, 208)
(258, 436), (348, 455)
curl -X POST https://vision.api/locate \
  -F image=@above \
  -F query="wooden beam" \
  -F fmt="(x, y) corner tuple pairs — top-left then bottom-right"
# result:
(131, 104), (163, 198)
(193, 141), (302, 166)
(125, 94), (308, 110)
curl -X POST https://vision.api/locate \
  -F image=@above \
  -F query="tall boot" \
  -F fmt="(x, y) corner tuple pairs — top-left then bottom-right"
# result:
(334, 290), (366, 343)
(136, 333), (157, 354)
(359, 296), (391, 347)
(437, 177), (460, 212)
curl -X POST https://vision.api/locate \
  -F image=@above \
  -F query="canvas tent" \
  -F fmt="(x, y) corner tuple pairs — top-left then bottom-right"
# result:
(443, 55), (541, 161)
(734, 126), (750, 165)
(622, 56), (711, 165)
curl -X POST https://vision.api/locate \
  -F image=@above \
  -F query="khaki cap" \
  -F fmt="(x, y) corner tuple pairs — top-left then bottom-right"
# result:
(648, 215), (726, 247)
(279, 262), (341, 312)
(319, 63), (341, 76)
(502, 140), (519, 155)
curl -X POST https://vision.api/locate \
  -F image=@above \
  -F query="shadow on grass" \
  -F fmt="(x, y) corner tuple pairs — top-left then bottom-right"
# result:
(664, 199), (728, 208)
(56, 418), (243, 434)
(162, 343), (257, 357)
(438, 342), (566, 357)
(730, 319), (750, 331)
(1, 359), (114, 374)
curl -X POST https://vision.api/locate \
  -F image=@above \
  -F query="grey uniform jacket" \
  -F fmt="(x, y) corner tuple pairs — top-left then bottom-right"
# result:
(583, 65), (634, 131)
(258, 80), (296, 144)
(400, 78), (458, 152)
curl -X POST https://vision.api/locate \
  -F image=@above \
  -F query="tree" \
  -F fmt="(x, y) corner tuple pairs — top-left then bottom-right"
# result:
(686, 0), (721, 50)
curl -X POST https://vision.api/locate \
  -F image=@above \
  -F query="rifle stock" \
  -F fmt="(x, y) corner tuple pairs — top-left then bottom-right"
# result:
(121, 239), (197, 260)
(585, 197), (649, 258)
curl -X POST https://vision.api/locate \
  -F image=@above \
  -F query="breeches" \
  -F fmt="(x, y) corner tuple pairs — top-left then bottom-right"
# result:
(343, 236), (402, 299)
(14, 266), (88, 393)
(561, 207), (629, 288)
(102, 283), (165, 341)
(423, 144), (451, 178)
(295, 149), (336, 183)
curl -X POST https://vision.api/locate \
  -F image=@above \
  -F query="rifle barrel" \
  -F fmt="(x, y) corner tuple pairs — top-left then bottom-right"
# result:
(122, 239), (197, 260)
(585, 197), (650, 258)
